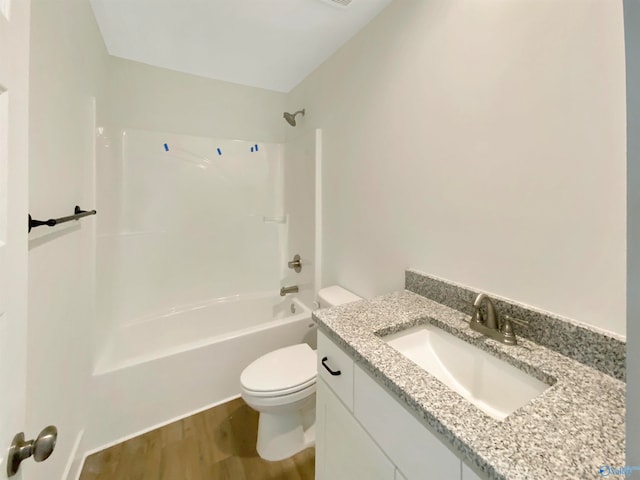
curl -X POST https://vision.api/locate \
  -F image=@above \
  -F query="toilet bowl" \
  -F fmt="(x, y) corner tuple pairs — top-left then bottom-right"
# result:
(240, 285), (361, 461)
(240, 343), (317, 461)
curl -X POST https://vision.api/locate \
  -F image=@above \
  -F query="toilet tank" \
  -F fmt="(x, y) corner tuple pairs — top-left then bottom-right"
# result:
(317, 285), (361, 308)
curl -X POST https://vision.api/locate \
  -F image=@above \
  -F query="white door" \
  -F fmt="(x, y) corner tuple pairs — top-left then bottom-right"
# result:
(0, 0), (31, 478)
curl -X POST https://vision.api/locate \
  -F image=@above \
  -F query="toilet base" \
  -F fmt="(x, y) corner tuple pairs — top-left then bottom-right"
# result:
(255, 397), (315, 461)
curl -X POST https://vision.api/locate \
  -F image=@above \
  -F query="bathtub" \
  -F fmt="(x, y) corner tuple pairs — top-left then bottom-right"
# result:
(85, 293), (316, 453)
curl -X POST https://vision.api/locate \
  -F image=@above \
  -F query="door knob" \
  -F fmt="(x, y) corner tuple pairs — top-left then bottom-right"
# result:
(7, 425), (57, 477)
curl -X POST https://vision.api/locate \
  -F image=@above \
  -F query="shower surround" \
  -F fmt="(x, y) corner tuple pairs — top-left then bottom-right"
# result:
(96, 129), (286, 336)
(84, 128), (318, 454)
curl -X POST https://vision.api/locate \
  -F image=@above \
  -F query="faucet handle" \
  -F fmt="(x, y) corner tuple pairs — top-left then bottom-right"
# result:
(500, 317), (517, 344)
(499, 315), (527, 345)
(288, 254), (302, 273)
(504, 315), (529, 328)
(460, 298), (475, 307)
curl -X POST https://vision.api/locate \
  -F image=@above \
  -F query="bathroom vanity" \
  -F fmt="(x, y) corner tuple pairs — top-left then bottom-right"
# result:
(313, 271), (625, 480)
(316, 329), (482, 480)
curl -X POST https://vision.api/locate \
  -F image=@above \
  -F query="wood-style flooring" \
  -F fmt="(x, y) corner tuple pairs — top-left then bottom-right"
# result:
(79, 397), (315, 480)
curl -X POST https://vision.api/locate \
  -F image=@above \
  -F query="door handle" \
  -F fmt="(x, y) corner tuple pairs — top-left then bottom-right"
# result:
(7, 425), (57, 477)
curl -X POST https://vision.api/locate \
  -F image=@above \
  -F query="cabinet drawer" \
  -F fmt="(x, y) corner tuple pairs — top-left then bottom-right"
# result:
(317, 330), (354, 411)
(354, 365), (461, 480)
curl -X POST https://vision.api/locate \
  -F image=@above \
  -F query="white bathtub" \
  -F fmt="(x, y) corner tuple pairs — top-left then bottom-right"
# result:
(86, 293), (316, 453)
(95, 293), (312, 373)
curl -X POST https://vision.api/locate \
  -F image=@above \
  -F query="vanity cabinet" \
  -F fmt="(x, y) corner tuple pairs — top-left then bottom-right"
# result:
(316, 330), (487, 480)
(316, 331), (395, 480)
(316, 379), (396, 480)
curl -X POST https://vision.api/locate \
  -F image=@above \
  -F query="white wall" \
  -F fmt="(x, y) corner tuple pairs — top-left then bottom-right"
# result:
(287, 0), (627, 336)
(624, 0), (640, 465)
(27, 0), (108, 478)
(107, 56), (287, 143)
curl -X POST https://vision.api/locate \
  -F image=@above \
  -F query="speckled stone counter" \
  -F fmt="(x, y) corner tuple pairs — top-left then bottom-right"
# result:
(312, 290), (625, 480)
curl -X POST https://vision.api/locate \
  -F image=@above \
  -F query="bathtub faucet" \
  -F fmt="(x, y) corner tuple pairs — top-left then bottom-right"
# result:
(280, 285), (299, 296)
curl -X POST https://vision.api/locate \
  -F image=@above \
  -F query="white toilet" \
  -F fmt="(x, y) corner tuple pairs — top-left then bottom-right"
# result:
(240, 285), (361, 461)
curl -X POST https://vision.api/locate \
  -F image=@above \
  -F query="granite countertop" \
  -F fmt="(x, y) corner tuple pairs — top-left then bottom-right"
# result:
(312, 290), (625, 480)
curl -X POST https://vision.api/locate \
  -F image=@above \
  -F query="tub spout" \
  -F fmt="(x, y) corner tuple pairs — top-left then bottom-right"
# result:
(280, 285), (299, 296)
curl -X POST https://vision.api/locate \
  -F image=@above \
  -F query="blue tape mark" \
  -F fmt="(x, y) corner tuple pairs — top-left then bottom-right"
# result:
(163, 143), (169, 152)
(217, 148), (222, 156)
(255, 144), (259, 151)
(251, 146), (254, 152)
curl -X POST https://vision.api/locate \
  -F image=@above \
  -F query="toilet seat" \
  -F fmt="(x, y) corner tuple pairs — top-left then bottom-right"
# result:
(240, 343), (316, 397)
(242, 376), (316, 398)
(242, 382), (317, 410)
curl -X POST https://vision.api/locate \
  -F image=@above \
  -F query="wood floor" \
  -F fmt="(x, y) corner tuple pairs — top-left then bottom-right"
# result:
(79, 397), (315, 480)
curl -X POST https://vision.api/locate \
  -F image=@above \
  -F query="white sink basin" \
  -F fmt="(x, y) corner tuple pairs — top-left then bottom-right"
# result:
(383, 324), (551, 421)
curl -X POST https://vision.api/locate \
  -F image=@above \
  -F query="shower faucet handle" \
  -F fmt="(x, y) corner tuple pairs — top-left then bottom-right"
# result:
(288, 254), (302, 273)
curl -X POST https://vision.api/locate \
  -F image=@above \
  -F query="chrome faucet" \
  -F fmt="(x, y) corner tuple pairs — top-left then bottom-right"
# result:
(280, 285), (299, 296)
(469, 293), (528, 345)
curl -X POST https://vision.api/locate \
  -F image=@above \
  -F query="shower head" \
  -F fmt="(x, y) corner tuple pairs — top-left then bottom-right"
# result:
(283, 109), (305, 127)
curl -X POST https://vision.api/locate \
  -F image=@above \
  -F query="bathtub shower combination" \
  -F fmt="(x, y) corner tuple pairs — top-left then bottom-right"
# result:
(87, 128), (318, 451)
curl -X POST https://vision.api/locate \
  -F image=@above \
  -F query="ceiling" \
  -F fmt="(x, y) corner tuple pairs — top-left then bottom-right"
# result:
(89, 0), (393, 93)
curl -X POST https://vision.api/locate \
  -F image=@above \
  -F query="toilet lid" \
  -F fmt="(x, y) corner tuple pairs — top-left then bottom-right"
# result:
(240, 343), (317, 393)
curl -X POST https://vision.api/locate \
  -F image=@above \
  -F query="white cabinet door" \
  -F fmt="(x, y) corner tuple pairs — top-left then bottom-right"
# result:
(354, 365), (461, 480)
(316, 379), (395, 480)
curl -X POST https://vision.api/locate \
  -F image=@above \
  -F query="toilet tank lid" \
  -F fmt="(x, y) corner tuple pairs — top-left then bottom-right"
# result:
(317, 285), (361, 307)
